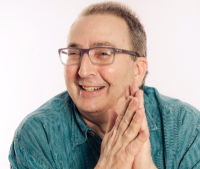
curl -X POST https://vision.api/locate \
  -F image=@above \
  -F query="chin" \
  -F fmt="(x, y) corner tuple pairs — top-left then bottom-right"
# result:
(76, 102), (106, 115)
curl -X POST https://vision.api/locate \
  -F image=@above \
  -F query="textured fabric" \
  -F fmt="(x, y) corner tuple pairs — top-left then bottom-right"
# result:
(9, 86), (200, 169)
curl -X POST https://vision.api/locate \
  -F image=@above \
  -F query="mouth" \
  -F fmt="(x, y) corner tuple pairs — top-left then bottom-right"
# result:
(80, 85), (105, 91)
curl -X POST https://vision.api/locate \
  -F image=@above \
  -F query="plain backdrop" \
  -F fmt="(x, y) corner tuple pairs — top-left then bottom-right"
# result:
(1, 0), (200, 168)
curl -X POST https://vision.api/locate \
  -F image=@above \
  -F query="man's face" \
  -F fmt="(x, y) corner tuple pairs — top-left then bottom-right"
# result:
(65, 14), (138, 115)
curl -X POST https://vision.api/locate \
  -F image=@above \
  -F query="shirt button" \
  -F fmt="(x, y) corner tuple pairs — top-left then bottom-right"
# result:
(89, 131), (95, 137)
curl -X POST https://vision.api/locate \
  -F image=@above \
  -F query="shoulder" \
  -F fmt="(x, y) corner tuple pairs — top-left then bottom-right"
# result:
(144, 86), (200, 141)
(144, 86), (200, 120)
(10, 91), (76, 167)
(9, 91), (75, 168)
(14, 90), (74, 139)
(144, 86), (200, 168)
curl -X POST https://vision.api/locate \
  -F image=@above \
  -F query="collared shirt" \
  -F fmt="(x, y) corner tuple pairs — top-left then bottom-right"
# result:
(9, 86), (200, 169)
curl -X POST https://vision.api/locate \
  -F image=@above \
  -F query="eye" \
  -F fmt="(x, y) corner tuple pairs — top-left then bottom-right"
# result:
(102, 51), (111, 56)
(96, 50), (112, 57)
(68, 50), (80, 56)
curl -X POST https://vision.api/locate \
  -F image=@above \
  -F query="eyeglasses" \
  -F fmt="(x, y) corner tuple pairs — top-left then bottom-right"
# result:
(58, 47), (139, 65)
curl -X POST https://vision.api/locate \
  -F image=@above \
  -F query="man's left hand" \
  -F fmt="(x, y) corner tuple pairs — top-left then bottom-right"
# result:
(126, 84), (157, 169)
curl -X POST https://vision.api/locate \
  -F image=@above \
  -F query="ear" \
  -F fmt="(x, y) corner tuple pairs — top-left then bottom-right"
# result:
(134, 57), (148, 87)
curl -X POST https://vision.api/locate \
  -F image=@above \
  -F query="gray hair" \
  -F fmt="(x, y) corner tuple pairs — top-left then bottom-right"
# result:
(79, 1), (148, 88)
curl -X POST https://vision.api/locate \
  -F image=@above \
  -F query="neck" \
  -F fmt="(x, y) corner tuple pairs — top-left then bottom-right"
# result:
(77, 94), (127, 138)
(79, 111), (109, 138)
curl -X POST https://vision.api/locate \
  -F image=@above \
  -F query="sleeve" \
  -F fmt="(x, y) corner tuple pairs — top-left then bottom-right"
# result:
(9, 138), (52, 169)
(8, 115), (56, 169)
(179, 122), (200, 169)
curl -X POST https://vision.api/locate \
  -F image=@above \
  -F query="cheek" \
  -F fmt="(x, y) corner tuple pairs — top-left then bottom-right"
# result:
(103, 61), (135, 86)
(64, 66), (78, 83)
(100, 66), (121, 85)
(106, 67), (115, 74)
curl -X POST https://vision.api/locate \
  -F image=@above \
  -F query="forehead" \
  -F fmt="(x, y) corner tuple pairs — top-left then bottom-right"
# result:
(67, 14), (130, 48)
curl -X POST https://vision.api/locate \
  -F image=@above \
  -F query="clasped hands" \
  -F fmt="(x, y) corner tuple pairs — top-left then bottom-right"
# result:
(95, 83), (157, 169)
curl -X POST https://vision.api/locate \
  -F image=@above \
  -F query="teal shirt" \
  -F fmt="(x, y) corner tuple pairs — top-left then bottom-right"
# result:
(9, 86), (200, 169)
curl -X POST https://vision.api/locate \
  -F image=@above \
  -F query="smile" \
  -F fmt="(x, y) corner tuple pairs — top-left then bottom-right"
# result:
(80, 86), (104, 91)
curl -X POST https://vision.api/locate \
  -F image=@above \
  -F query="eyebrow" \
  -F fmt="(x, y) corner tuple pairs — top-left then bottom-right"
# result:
(67, 43), (80, 48)
(91, 42), (115, 48)
(67, 41), (115, 48)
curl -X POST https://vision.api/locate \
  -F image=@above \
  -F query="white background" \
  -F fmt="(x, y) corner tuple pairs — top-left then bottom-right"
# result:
(1, 0), (200, 168)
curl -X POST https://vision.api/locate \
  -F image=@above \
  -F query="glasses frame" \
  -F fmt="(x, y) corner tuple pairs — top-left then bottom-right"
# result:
(58, 47), (140, 65)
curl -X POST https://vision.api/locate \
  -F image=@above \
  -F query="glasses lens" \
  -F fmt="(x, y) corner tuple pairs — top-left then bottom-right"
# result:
(90, 48), (114, 64)
(59, 49), (81, 65)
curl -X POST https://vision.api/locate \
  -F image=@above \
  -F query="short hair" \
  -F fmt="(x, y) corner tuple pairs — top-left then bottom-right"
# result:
(78, 1), (147, 88)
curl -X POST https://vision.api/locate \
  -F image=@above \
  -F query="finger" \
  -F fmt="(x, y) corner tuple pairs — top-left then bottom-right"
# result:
(107, 97), (136, 153)
(135, 90), (144, 108)
(122, 108), (144, 144)
(130, 83), (139, 96)
(102, 109), (118, 151)
(135, 102), (149, 137)
(117, 97), (140, 136)
(140, 110), (149, 135)
(125, 130), (149, 157)
(125, 86), (131, 99)
(134, 91), (148, 133)
(114, 96), (133, 130)
(103, 127), (118, 154)
(106, 109), (118, 133)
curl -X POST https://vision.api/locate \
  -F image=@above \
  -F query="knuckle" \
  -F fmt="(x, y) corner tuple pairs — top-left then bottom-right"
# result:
(126, 127), (138, 137)
(117, 114), (123, 122)
(129, 98), (139, 109)
(131, 139), (142, 150)
(123, 131), (133, 141)
(123, 128), (139, 142)
(138, 107), (145, 112)
(113, 152), (125, 162)
(114, 115), (123, 129)
(127, 96), (133, 100)
(110, 128), (116, 137)
(122, 117), (129, 125)
(129, 132), (147, 149)
(125, 144), (137, 157)
(132, 114), (142, 125)
(138, 131), (148, 142)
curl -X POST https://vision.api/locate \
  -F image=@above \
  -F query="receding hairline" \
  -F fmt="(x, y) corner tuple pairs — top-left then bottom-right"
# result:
(69, 1), (147, 88)
(69, 13), (133, 50)
(78, 2), (146, 56)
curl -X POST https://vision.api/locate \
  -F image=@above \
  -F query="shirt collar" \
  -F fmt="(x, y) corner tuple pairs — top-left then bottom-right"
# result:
(71, 103), (91, 147)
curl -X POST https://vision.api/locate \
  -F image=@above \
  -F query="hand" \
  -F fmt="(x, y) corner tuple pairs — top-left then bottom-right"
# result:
(95, 83), (150, 169)
(126, 84), (157, 169)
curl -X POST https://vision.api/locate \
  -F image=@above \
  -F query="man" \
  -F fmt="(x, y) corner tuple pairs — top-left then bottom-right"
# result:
(9, 2), (200, 169)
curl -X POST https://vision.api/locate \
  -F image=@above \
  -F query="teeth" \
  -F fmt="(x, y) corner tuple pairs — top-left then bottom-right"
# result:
(82, 86), (103, 91)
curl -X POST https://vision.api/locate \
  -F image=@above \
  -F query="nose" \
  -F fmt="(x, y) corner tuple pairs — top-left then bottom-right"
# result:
(78, 53), (97, 78)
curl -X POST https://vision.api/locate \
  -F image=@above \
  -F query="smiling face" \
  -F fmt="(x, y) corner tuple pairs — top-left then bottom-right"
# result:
(65, 14), (140, 117)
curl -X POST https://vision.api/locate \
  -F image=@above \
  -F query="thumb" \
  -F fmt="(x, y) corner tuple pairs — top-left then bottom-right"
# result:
(106, 109), (118, 133)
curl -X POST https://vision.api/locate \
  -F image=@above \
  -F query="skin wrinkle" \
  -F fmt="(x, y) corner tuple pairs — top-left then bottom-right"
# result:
(67, 42), (117, 49)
